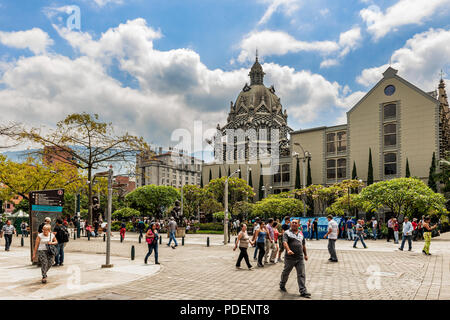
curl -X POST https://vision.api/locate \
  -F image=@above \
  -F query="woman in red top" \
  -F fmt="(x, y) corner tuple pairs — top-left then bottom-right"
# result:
(272, 222), (280, 263)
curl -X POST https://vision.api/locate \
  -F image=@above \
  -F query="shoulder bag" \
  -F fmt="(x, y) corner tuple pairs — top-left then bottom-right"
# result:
(46, 233), (58, 257)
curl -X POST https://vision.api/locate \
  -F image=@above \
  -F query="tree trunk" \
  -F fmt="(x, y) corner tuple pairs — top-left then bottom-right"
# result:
(88, 167), (93, 225)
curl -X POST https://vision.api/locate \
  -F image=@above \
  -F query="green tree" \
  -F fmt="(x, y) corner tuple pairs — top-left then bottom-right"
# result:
(182, 184), (206, 218)
(306, 158), (312, 187)
(200, 173), (204, 188)
(205, 177), (255, 212)
(405, 158), (411, 178)
(367, 148), (374, 185)
(232, 201), (254, 220)
(200, 198), (223, 216)
(13, 198), (29, 213)
(295, 158), (301, 189)
(209, 169), (212, 183)
(436, 151), (450, 192)
(126, 185), (180, 217)
(352, 161), (357, 179)
(258, 165), (264, 200)
(252, 198), (304, 220)
(15, 113), (148, 224)
(359, 178), (448, 218)
(428, 152), (437, 192)
(112, 207), (140, 220)
(326, 193), (376, 216)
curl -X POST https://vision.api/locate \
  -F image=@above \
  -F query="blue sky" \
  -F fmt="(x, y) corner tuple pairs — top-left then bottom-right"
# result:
(0, 0), (449, 158)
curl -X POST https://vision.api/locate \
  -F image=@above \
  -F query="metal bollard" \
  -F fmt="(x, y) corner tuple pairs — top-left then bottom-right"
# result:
(87, 232), (90, 241)
(21, 236), (24, 247)
(74, 232), (76, 240)
(207, 237), (210, 247)
(103, 234), (106, 242)
(182, 236), (184, 246)
(131, 245), (135, 260)
(139, 235), (142, 244)
(159, 235), (162, 245)
(228, 236), (230, 243)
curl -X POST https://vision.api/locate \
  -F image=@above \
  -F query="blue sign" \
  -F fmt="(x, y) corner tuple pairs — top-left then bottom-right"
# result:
(283, 217), (343, 239)
(31, 205), (63, 212)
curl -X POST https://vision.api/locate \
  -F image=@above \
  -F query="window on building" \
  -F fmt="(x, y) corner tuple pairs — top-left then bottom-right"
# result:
(384, 123), (397, 146)
(327, 158), (346, 180)
(337, 158), (346, 179)
(326, 133), (335, 153)
(274, 165), (281, 183)
(384, 153), (397, 175)
(337, 132), (347, 152)
(327, 159), (336, 179)
(282, 164), (290, 182)
(384, 104), (396, 120)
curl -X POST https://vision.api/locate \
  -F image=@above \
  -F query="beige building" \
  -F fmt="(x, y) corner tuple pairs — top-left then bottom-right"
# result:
(136, 148), (203, 188)
(291, 67), (449, 186)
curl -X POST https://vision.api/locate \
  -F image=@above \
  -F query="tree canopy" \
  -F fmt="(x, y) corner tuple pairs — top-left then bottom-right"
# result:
(126, 185), (179, 217)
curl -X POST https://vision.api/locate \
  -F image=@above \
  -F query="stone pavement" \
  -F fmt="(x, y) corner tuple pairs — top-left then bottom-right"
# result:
(1, 231), (449, 300)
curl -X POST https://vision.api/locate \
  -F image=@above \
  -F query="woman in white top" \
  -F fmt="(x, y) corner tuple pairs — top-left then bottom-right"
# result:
(32, 224), (58, 283)
(233, 224), (254, 270)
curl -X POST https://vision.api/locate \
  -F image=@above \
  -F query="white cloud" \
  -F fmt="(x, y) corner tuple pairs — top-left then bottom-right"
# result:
(258, 0), (302, 25)
(236, 30), (340, 63)
(0, 18), (365, 154)
(320, 8), (330, 17)
(360, 0), (450, 40)
(357, 28), (450, 89)
(338, 27), (362, 51)
(0, 28), (53, 54)
(90, 0), (123, 7)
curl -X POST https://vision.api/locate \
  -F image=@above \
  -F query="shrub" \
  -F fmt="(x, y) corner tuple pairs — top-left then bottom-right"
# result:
(112, 207), (140, 220)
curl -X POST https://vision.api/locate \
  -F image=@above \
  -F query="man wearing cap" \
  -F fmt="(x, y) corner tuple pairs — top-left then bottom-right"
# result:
(167, 217), (178, 248)
(279, 219), (311, 298)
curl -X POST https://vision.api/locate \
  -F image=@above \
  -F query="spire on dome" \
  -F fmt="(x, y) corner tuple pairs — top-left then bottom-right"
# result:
(249, 52), (265, 86)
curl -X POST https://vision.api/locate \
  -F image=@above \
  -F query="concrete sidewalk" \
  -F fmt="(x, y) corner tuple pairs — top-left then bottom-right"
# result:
(0, 246), (160, 300)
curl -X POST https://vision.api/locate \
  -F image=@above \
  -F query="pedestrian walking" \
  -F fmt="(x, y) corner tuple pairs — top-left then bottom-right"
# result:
(371, 217), (378, 240)
(346, 218), (354, 240)
(80, 219), (85, 237)
(144, 223), (160, 264)
(38, 217), (51, 233)
(252, 217), (261, 261)
(353, 219), (367, 248)
(422, 216), (438, 255)
(412, 218), (418, 241)
(277, 216), (290, 262)
(324, 215), (339, 262)
(20, 221), (28, 237)
(1, 220), (16, 251)
(119, 221), (126, 240)
(272, 221), (280, 263)
(264, 218), (276, 264)
(93, 220), (99, 237)
(387, 217), (394, 242)
(311, 218), (319, 240)
(399, 217), (413, 251)
(233, 223), (254, 270)
(32, 225), (58, 283)
(393, 218), (399, 244)
(306, 219), (312, 240)
(418, 216), (424, 240)
(53, 219), (70, 266)
(167, 217), (178, 248)
(279, 219), (311, 298)
(253, 221), (268, 267)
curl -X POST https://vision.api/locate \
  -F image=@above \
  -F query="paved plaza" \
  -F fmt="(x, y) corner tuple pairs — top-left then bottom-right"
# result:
(1, 231), (449, 300)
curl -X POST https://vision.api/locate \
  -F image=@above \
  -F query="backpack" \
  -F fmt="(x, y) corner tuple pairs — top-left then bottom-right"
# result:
(59, 225), (70, 243)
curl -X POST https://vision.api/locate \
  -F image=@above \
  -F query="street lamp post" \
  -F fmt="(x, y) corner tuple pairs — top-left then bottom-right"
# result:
(293, 143), (311, 217)
(224, 169), (240, 244)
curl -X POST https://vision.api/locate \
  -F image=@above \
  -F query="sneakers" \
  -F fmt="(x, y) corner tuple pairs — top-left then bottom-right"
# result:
(269, 260), (275, 264)
(248, 266), (253, 270)
(236, 266), (242, 269)
(155, 262), (160, 264)
(398, 248), (403, 251)
(300, 292), (311, 298)
(279, 286), (287, 292)
(257, 263), (264, 268)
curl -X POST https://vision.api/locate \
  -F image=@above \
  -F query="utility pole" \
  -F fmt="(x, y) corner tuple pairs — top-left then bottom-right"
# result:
(224, 169), (240, 244)
(100, 166), (113, 268)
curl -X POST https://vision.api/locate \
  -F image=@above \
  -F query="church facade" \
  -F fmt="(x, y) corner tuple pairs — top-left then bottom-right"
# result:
(202, 60), (450, 199)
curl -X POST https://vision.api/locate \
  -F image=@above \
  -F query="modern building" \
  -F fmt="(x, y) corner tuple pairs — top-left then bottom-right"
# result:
(291, 67), (450, 186)
(136, 148), (203, 188)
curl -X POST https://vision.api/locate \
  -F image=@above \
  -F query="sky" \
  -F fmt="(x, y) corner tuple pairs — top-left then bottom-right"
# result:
(0, 0), (449, 161)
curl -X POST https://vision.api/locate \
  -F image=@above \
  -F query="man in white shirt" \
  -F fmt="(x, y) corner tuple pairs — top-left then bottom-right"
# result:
(371, 217), (378, 240)
(324, 215), (339, 262)
(399, 217), (413, 251)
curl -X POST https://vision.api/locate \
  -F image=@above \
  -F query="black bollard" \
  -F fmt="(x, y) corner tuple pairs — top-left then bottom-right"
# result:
(87, 232), (90, 241)
(159, 235), (162, 245)
(131, 245), (135, 261)
(207, 237), (210, 247)
(120, 234), (123, 243)
(74, 232), (76, 240)
(139, 235), (142, 244)
(228, 236), (230, 243)
(103, 234), (106, 242)
(21, 236), (24, 247)
(182, 236), (185, 246)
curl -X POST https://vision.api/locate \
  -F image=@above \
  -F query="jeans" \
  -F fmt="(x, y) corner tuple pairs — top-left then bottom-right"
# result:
(168, 231), (178, 246)
(145, 242), (159, 263)
(4, 234), (12, 250)
(236, 247), (252, 268)
(310, 229), (318, 240)
(328, 239), (337, 260)
(400, 235), (412, 250)
(394, 231), (399, 244)
(347, 229), (354, 240)
(253, 245), (259, 260)
(55, 242), (66, 265)
(257, 242), (265, 266)
(353, 233), (367, 248)
(280, 258), (307, 294)
(372, 228), (377, 240)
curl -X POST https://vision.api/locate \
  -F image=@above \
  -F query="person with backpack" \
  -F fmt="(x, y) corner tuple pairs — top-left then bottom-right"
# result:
(144, 223), (159, 264)
(53, 219), (69, 266)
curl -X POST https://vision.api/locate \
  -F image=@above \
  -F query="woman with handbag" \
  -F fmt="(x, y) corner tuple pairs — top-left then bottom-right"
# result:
(32, 224), (58, 283)
(144, 223), (159, 265)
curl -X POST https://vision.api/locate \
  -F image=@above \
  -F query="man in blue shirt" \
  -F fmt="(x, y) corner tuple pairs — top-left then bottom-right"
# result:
(346, 218), (354, 241)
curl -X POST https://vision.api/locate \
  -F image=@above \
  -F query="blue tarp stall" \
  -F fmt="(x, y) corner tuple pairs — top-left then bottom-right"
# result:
(284, 217), (344, 239)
